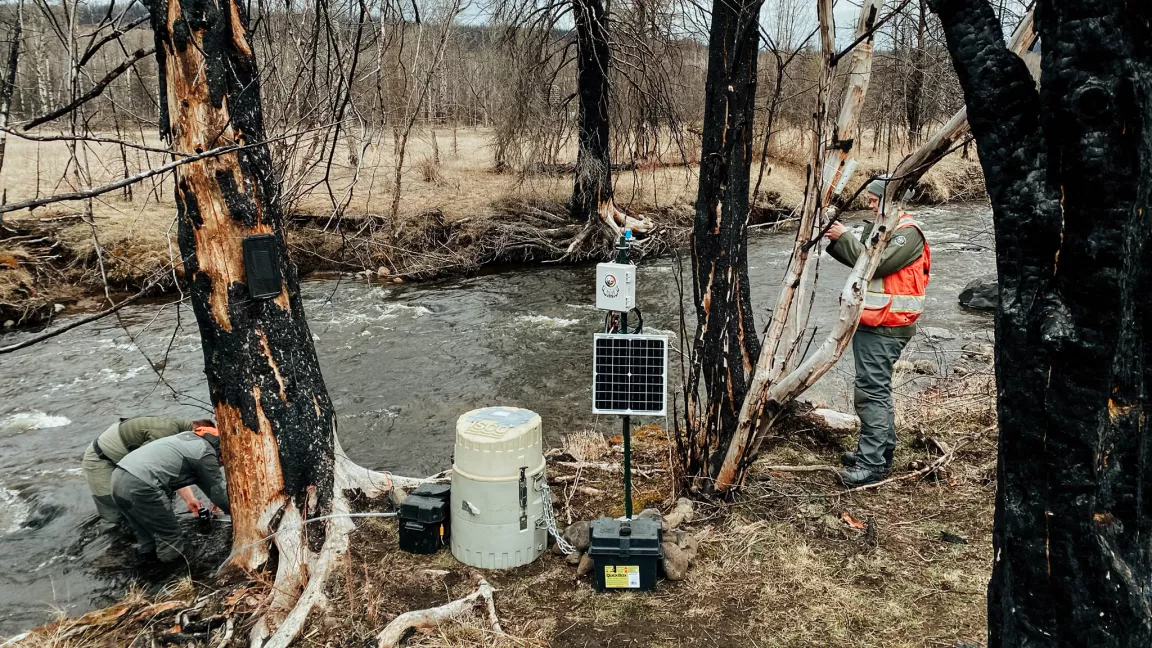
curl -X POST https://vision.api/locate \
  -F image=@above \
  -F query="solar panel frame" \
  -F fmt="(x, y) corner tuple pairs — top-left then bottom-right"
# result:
(591, 333), (668, 417)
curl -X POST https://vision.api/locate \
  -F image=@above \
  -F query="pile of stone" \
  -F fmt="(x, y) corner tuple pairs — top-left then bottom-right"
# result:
(557, 497), (699, 581)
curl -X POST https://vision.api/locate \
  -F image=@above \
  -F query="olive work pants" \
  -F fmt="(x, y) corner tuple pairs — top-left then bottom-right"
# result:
(81, 443), (122, 524)
(851, 328), (911, 472)
(110, 469), (185, 562)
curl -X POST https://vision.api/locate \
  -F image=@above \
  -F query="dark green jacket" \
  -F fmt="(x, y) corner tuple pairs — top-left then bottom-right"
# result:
(117, 432), (230, 513)
(96, 417), (193, 463)
(827, 219), (925, 338)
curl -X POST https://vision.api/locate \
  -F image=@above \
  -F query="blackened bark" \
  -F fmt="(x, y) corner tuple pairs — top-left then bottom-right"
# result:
(144, 0), (336, 564)
(929, 0), (1152, 644)
(905, 0), (927, 144)
(571, 0), (613, 223)
(0, 3), (20, 176)
(682, 0), (763, 485)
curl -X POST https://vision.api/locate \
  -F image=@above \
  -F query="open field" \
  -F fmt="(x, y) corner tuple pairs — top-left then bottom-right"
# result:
(1, 126), (984, 328)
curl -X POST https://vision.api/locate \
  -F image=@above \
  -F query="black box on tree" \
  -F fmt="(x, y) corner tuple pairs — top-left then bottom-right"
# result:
(588, 517), (662, 592)
(398, 494), (450, 554)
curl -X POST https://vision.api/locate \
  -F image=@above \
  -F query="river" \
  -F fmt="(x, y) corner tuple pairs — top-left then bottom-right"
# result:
(0, 203), (996, 636)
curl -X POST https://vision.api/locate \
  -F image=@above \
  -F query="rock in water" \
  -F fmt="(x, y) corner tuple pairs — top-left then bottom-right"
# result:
(563, 520), (591, 552)
(813, 408), (860, 432)
(922, 326), (957, 341)
(959, 274), (999, 311)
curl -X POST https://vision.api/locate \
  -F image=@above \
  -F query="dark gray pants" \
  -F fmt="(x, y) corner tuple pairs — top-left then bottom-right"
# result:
(852, 328), (910, 471)
(110, 469), (185, 562)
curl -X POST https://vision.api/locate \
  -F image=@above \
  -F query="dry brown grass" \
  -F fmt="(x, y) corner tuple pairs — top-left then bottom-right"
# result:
(9, 356), (999, 648)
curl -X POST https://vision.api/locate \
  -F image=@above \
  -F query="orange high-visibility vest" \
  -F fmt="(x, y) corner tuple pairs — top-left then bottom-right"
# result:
(860, 216), (930, 328)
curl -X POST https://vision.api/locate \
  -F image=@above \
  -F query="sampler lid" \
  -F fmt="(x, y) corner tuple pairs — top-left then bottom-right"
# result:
(453, 406), (544, 480)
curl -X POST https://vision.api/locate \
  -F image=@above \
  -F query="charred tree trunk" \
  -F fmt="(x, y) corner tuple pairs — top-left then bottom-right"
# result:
(905, 0), (927, 145)
(144, 0), (335, 595)
(929, 0), (1152, 645)
(680, 0), (763, 488)
(0, 0), (22, 177)
(571, 0), (613, 224)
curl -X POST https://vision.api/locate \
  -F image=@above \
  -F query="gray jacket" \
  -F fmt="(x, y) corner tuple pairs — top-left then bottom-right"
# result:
(117, 432), (230, 513)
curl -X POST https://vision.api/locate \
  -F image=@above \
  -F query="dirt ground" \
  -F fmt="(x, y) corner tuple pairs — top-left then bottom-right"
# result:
(0, 126), (985, 328)
(12, 356), (997, 648)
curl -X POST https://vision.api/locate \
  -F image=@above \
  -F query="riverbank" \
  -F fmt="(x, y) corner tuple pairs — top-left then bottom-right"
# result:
(5, 352), (997, 647)
(0, 127), (985, 329)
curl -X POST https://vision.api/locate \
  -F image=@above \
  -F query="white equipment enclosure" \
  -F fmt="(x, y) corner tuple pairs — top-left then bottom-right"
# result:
(450, 406), (548, 568)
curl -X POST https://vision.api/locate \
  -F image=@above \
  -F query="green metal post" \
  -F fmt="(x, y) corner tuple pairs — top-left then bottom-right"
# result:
(616, 232), (633, 519)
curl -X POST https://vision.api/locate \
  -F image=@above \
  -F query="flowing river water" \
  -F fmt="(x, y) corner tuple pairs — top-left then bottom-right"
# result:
(0, 204), (997, 636)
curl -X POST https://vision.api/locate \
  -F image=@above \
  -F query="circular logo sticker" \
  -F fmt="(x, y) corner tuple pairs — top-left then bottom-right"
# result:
(894, 235), (907, 247)
(604, 274), (617, 288)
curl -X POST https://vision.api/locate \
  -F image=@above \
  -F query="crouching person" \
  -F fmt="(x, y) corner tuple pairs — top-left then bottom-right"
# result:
(82, 417), (212, 525)
(110, 424), (230, 562)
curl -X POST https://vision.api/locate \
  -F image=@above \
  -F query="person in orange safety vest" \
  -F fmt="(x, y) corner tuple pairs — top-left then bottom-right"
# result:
(823, 175), (931, 487)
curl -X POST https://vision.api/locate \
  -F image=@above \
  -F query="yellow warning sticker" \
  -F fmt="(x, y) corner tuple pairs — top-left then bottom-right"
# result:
(604, 565), (641, 589)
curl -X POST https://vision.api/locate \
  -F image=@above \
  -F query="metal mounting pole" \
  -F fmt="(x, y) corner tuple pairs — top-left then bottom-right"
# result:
(616, 232), (633, 519)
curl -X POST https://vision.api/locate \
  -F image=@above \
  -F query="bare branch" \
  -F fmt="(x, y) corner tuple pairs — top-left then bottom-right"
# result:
(22, 47), (155, 130)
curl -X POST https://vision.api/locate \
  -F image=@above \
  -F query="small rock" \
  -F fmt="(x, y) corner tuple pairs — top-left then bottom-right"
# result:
(377, 266), (392, 277)
(940, 531), (968, 545)
(962, 342), (993, 359)
(576, 552), (595, 578)
(959, 274), (999, 311)
(3, 320), (13, 328)
(813, 408), (859, 432)
(913, 359), (938, 375)
(391, 277), (404, 284)
(922, 326), (956, 341)
(663, 498), (695, 530)
(674, 530), (699, 561)
(563, 520), (591, 553)
(53, 303), (65, 313)
(421, 569), (451, 579)
(636, 508), (662, 522)
(566, 550), (583, 566)
(661, 541), (690, 581)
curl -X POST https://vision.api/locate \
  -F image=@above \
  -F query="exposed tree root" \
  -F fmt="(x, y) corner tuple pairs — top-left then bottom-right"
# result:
(375, 577), (501, 648)
(248, 437), (449, 647)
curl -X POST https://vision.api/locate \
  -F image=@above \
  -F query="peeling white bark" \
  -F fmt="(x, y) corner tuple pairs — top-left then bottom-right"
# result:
(712, 4), (1040, 493)
(376, 578), (501, 648)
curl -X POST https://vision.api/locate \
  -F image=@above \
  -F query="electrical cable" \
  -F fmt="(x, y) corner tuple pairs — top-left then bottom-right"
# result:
(212, 511), (399, 575)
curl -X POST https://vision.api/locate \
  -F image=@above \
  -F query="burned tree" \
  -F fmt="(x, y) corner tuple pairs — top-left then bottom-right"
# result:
(571, 0), (613, 224)
(0, 0), (20, 176)
(927, 0), (1152, 644)
(680, 0), (764, 484)
(142, 0), (430, 644)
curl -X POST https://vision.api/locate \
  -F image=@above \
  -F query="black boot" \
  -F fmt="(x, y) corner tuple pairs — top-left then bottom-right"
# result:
(837, 466), (887, 488)
(841, 451), (859, 467)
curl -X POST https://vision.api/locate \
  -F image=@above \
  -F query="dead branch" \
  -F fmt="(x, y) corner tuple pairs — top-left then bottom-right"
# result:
(0, 125), (334, 216)
(375, 578), (501, 648)
(0, 276), (166, 355)
(22, 47), (155, 130)
(765, 464), (839, 474)
(844, 439), (971, 493)
(0, 125), (176, 155)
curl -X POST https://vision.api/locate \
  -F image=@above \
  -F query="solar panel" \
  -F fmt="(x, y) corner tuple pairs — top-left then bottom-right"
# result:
(592, 333), (668, 416)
